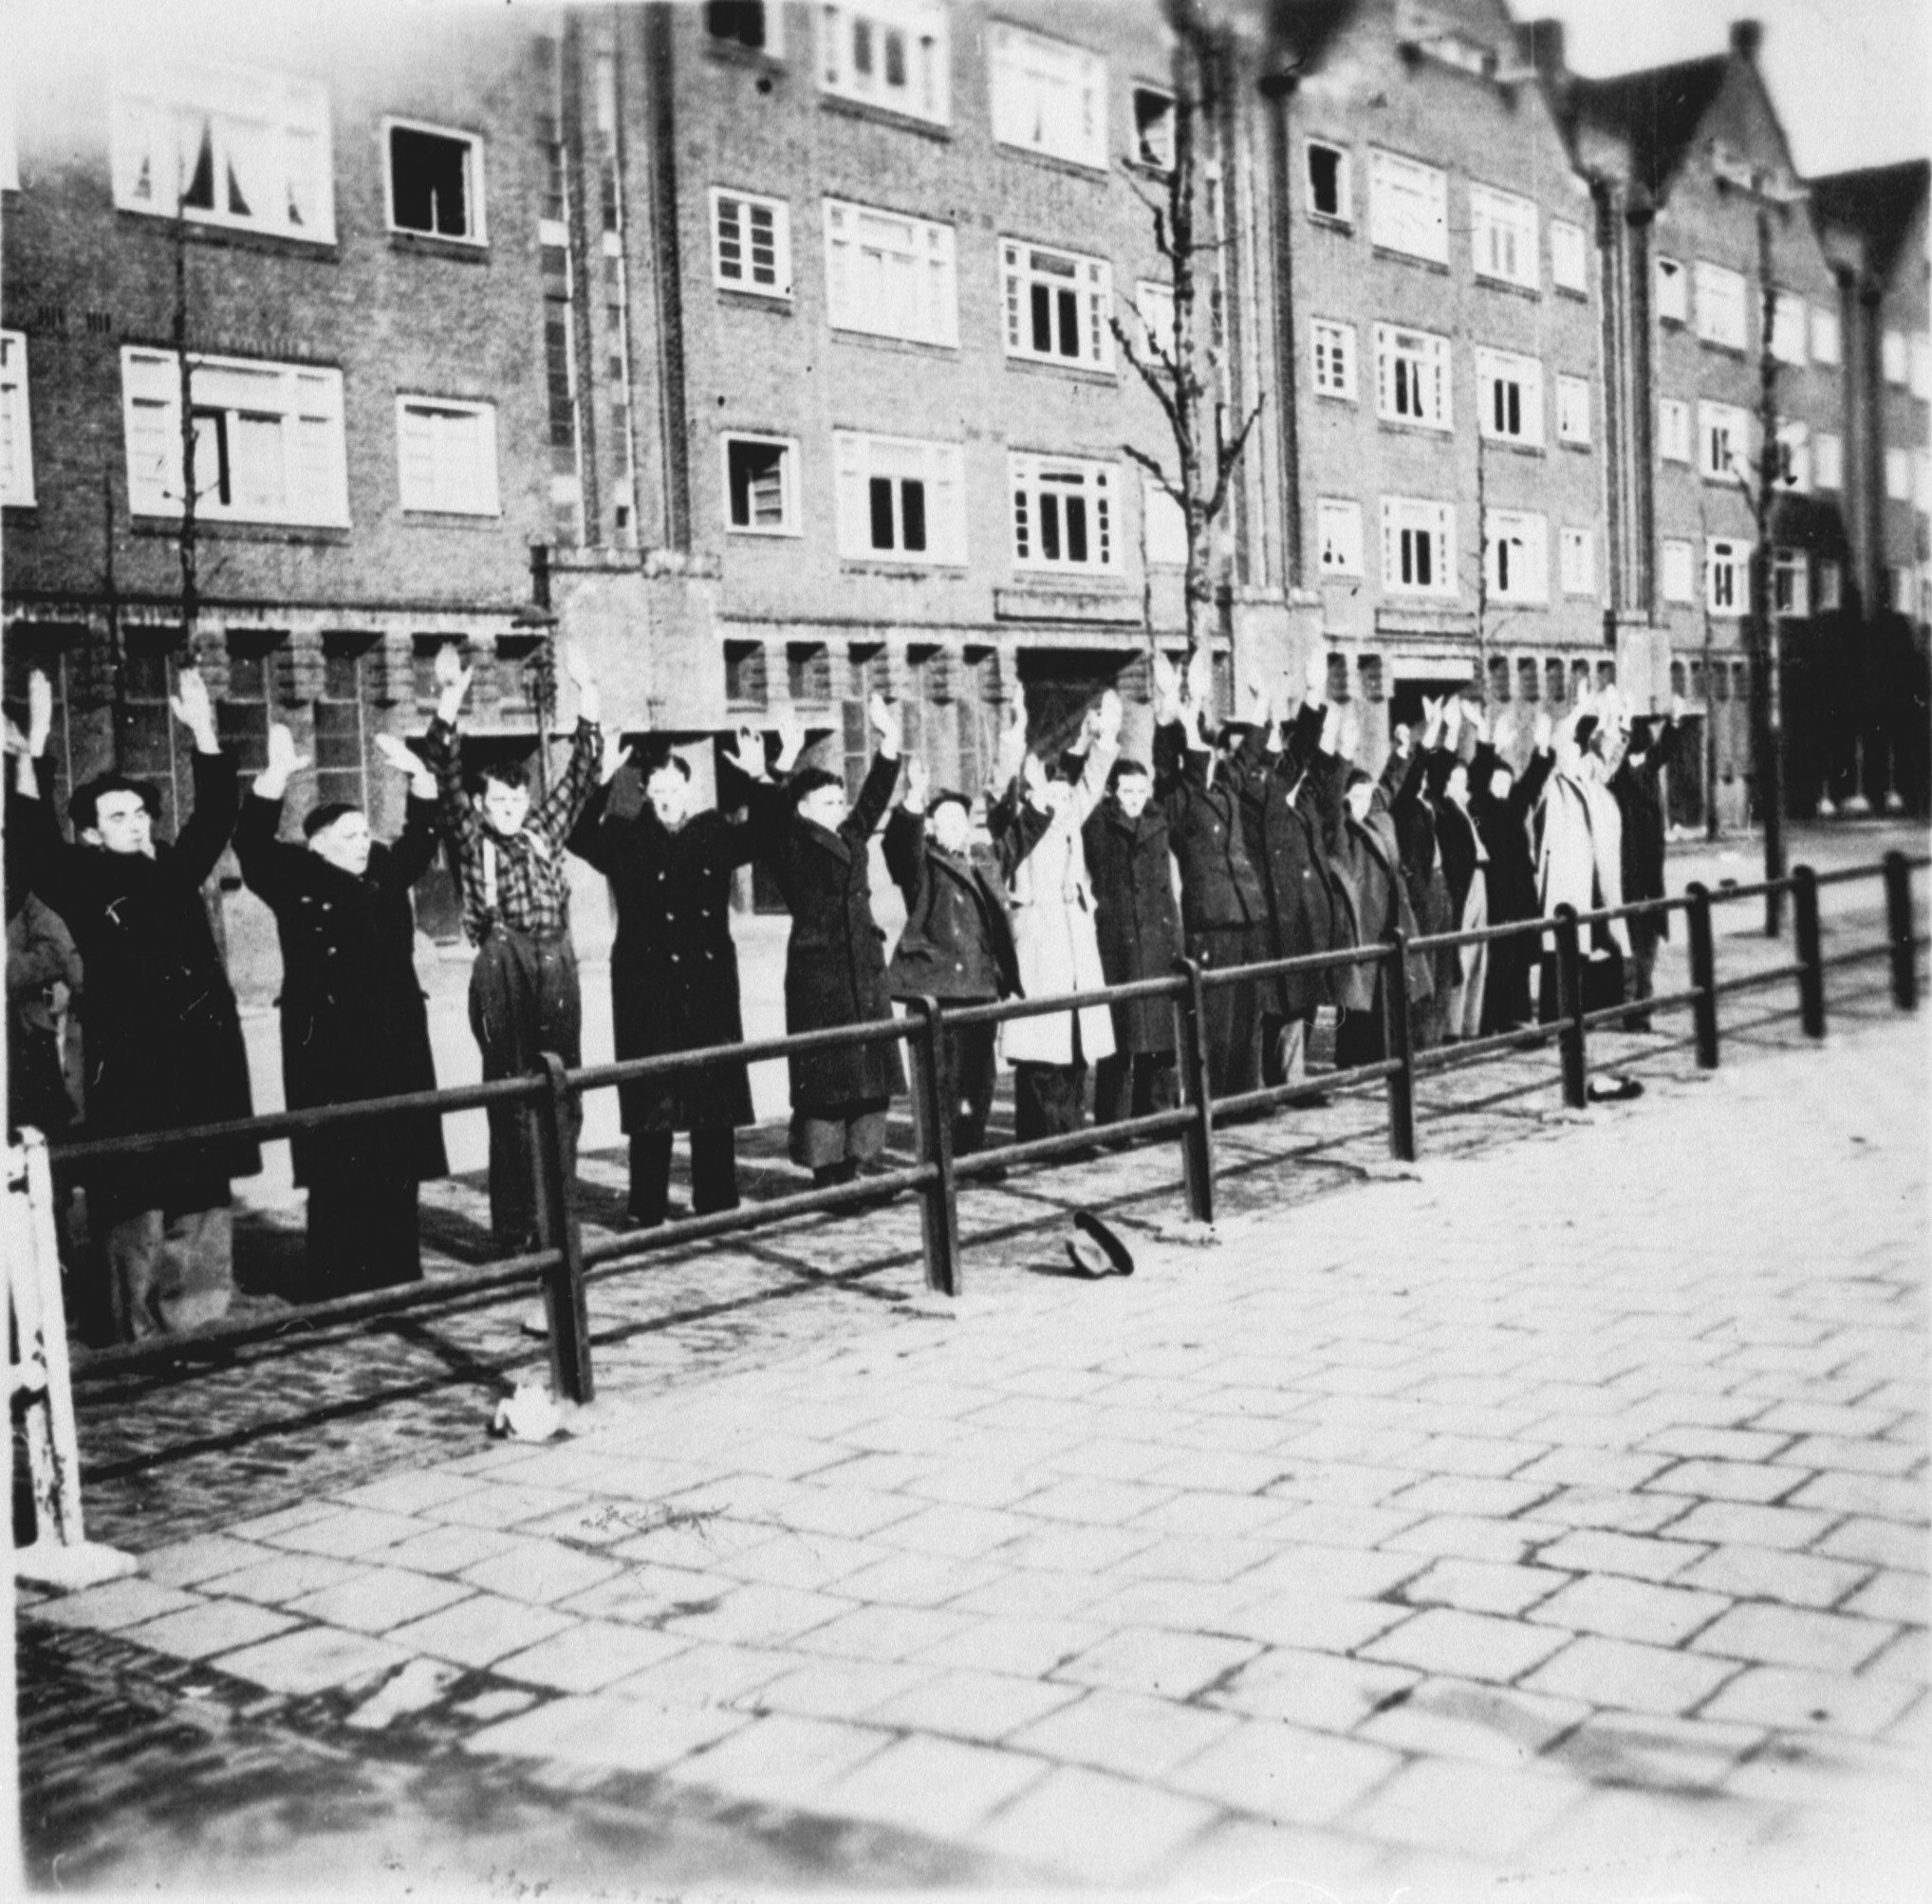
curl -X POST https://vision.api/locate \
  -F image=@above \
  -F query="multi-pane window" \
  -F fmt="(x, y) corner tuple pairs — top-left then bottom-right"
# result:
(1132, 88), (1174, 171)
(1374, 323), (1452, 430)
(1707, 537), (1751, 615)
(1315, 497), (1363, 575)
(988, 24), (1105, 171)
(819, 1), (950, 126)
(823, 198), (957, 347)
(1367, 148), (1447, 264)
(1700, 400), (1750, 482)
(384, 120), (485, 244)
(1696, 262), (1748, 349)
(1815, 431), (1844, 490)
(1486, 509), (1547, 601)
(1811, 305), (1842, 365)
(1143, 477), (1188, 566)
(721, 433), (799, 535)
(1134, 280), (1174, 362)
(1002, 241), (1113, 370)
(1381, 497), (1456, 596)
(1551, 220), (1588, 293)
(1010, 453), (1115, 572)
(1661, 538), (1695, 603)
(1546, 657), (1567, 703)
(1886, 448), (1910, 500)
(1476, 347), (1542, 444)
(111, 62), (333, 242)
(1311, 318), (1357, 398)
(216, 632), (288, 772)
(1655, 256), (1687, 323)
(1516, 657), (1540, 703)
(832, 431), (965, 564)
(315, 640), (372, 813)
(1817, 559), (1843, 612)
(1, 330), (33, 507)
(1555, 375), (1590, 445)
(1659, 397), (1692, 464)
(1773, 546), (1808, 617)
(707, 3), (776, 51)
(1306, 140), (1351, 222)
(1769, 291), (1807, 365)
(1774, 418), (1810, 492)
(121, 347), (348, 526)
(711, 189), (791, 298)
(1882, 329), (1907, 384)
(1559, 527), (1594, 597)
(723, 639), (770, 712)
(1470, 183), (1538, 290)
(396, 398), (498, 515)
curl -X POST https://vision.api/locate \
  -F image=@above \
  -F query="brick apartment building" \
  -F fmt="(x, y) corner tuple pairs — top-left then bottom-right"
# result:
(2, 0), (1926, 981)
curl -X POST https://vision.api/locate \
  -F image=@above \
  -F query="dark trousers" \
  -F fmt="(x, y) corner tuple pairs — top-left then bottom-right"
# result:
(1094, 1051), (1178, 1125)
(627, 1128), (739, 1227)
(934, 1020), (999, 1155)
(1335, 995), (1387, 1068)
(469, 928), (582, 1252)
(1012, 1020), (1088, 1142)
(1625, 915), (1664, 1029)
(307, 1177), (422, 1298)
(1188, 926), (1265, 1097)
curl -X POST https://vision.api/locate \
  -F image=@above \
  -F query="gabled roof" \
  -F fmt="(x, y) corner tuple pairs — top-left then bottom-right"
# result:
(1809, 159), (1929, 286)
(1560, 55), (1730, 201)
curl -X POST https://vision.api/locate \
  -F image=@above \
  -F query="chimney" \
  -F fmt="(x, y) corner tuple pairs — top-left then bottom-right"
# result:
(1730, 19), (1763, 61)
(1514, 18), (1567, 80)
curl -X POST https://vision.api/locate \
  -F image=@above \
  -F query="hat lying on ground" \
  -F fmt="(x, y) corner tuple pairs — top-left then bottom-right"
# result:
(1065, 1210), (1135, 1278)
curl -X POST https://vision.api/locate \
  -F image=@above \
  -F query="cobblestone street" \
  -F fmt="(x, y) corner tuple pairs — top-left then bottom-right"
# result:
(13, 886), (1928, 1898)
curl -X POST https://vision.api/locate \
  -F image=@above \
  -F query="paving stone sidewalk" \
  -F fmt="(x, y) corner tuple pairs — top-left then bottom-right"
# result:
(17, 988), (1928, 1898)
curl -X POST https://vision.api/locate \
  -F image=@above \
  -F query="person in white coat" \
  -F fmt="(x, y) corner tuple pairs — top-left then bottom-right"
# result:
(992, 689), (1122, 1141)
(1534, 695), (1630, 1020)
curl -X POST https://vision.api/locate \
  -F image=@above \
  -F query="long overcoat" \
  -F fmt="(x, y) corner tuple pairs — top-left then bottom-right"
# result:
(1313, 753), (1434, 1011)
(1610, 720), (1680, 933)
(1151, 725), (1268, 936)
(994, 745), (1117, 1067)
(569, 782), (756, 1132)
(1469, 743), (1554, 1031)
(16, 749), (258, 1209)
(753, 751), (905, 1113)
(1386, 745), (1461, 994)
(883, 801), (1043, 1003)
(1081, 794), (1183, 1053)
(234, 790), (447, 1188)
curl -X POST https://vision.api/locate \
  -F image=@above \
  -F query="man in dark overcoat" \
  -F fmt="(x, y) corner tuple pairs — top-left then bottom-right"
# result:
(235, 722), (448, 1297)
(1382, 699), (1459, 1047)
(1609, 701), (1681, 1030)
(1468, 709), (1555, 1033)
(569, 739), (757, 1227)
(740, 693), (904, 1186)
(1082, 756), (1182, 1124)
(884, 749), (1045, 1156)
(11, 667), (259, 1340)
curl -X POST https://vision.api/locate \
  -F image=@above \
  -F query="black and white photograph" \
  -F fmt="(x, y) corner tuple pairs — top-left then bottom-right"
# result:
(2, 0), (1927, 1895)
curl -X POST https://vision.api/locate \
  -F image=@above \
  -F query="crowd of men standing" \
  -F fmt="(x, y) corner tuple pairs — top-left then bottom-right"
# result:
(5, 643), (1679, 1344)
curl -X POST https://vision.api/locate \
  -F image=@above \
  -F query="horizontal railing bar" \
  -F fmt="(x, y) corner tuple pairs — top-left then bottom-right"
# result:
(1712, 962), (1807, 995)
(1410, 1023), (1561, 1073)
(940, 979), (1183, 1032)
(951, 1108), (1196, 1175)
(1817, 943), (1911, 972)
(1212, 1060), (1401, 1119)
(572, 1013), (913, 1092)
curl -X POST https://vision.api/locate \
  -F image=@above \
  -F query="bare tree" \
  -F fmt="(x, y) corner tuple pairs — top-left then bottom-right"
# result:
(1110, 0), (1263, 701)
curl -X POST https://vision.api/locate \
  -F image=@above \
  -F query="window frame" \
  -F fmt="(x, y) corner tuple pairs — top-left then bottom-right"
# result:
(1772, 545), (1809, 618)
(1001, 237), (1115, 372)
(1769, 290), (1807, 365)
(1700, 399), (1751, 483)
(817, 0), (951, 128)
(1882, 329), (1907, 385)
(1134, 280), (1175, 365)
(705, 2), (782, 56)
(1305, 139), (1352, 225)
(1131, 85), (1175, 173)
(1475, 345), (1543, 446)
(1010, 451), (1117, 575)
(1555, 374), (1591, 447)
(110, 59), (336, 245)
(1486, 508), (1549, 603)
(381, 116), (487, 247)
(988, 22), (1106, 172)
(1695, 260), (1748, 349)
(1774, 417), (1810, 492)
(1886, 447), (1911, 501)
(1816, 558), (1843, 612)
(1310, 317), (1357, 400)
(832, 428), (966, 565)
(1655, 255), (1687, 324)
(822, 196), (958, 348)
(1559, 525), (1595, 598)
(1315, 496), (1364, 576)
(1, 329), (34, 508)
(1661, 537), (1696, 604)
(1367, 147), (1448, 265)
(1469, 181), (1539, 291)
(1142, 474), (1188, 568)
(121, 344), (349, 527)
(1811, 305), (1842, 366)
(1706, 535), (1752, 616)
(394, 396), (500, 517)
(1380, 495), (1458, 598)
(1659, 397), (1692, 465)
(1374, 322), (1453, 432)
(719, 431), (802, 538)
(710, 187), (792, 300)
(1551, 219), (1588, 294)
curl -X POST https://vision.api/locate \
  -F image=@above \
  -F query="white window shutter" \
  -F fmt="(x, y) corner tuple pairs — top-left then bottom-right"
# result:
(833, 433), (870, 559)
(933, 443), (965, 564)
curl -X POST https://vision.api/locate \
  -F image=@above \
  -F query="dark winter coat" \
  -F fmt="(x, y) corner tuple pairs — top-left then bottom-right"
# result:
(752, 751), (905, 1114)
(1082, 796), (1183, 1054)
(1469, 743), (1556, 1032)
(235, 791), (448, 1189)
(1610, 720), (1680, 934)
(1312, 749), (1434, 1013)
(16, 749), (258, 1208)
(1151, 724), (1268, 934)
(1385, 745), (1460, 993)
(569, 782), (756, 1132)
(883, 803), (1042, 1003)
(1222, 712), (1345, 1014)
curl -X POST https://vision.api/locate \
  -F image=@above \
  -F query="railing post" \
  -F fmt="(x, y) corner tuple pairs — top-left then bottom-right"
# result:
(1380, 931), (1418, 1162)
(534, 1053), (593, 1405)
(1686, 883), (1721, 1068)
(906, 998), (961, 1297)
(1885, 850), (1918, 1010)
(1171, 959), (1217, 1226)
(1793, 864), (1826, 1039)
(1553, 904), (1588, 1109)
